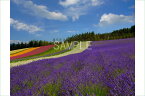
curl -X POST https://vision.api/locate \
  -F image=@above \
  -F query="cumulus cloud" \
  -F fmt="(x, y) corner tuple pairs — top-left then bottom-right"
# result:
(12, 0), (68, 21)
(59, 0), (103, 21)
(59, 0), (79, 7)
(11, 18), (42, 34)
(99, 13), (134, 26)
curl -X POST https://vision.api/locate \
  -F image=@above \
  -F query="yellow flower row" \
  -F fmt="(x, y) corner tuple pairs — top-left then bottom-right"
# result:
(10, 48), (29, 55)
(10, 47), (40, 57)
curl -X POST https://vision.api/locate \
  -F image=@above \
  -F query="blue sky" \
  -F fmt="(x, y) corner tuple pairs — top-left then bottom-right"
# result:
(10, 0), (135, 43)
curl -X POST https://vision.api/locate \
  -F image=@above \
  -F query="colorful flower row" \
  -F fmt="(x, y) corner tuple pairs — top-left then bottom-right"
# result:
(10, 47), (39, 57)
(10, 45), (55, 60)
(10, 42), (90, 63)
(10, 48), (29, 55)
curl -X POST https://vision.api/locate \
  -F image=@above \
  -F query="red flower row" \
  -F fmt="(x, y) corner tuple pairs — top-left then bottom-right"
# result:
(10, 45), (55, 60)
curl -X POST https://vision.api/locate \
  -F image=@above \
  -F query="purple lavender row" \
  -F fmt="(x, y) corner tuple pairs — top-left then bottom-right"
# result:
(11, 38), (135, 96)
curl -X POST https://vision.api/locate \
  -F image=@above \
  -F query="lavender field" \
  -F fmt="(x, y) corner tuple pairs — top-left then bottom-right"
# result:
(11, 38), (135, 96)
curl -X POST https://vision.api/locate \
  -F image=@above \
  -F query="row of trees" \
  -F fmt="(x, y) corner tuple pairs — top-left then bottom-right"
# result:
(10, 40), (53, 50)
(65, 25), (135, 42)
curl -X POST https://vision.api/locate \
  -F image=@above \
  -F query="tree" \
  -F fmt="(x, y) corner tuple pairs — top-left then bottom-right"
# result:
(65, 25), (135, 42)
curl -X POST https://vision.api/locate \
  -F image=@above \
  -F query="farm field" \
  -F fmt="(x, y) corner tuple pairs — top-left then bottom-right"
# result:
(11, 38), (135, 96)
(10, 42), (77, 62)
(10, 42), (90, 67)
(10, 45), (55, 60)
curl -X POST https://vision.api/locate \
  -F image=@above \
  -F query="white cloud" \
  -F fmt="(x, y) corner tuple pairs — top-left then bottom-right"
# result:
(12, 0), (68, 21)
(11, 18), (42, 34)
(91, 0), (103, 6)
(59, 0), (79, 7)
(10, 40), (21, 44)
(59, 0), (103, 21)
(98, 13), (134, 26)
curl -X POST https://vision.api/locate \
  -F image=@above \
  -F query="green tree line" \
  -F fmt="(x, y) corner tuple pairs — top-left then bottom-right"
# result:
(65, 25), (135, 42)
(11, 26), (135, 50)
(10, 40), (53, 50)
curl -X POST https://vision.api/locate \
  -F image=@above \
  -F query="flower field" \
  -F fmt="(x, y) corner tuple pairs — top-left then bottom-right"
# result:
(10, 45), (54, 60)
(10, 47), (40, 57)
(10, 42), (90, 67)
(11, 38), (135, 96)
(10, 48), (29, 55)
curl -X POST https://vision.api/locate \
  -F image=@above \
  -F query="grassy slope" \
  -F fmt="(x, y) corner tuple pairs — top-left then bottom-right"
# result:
(11, 41), (90, 67)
